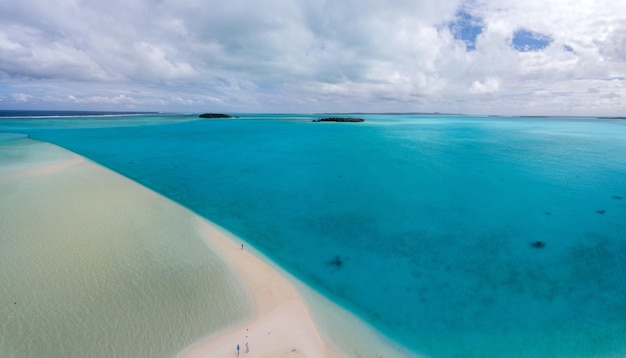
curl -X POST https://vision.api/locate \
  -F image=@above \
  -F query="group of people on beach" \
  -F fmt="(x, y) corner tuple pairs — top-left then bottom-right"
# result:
(236, 342), (249, 356)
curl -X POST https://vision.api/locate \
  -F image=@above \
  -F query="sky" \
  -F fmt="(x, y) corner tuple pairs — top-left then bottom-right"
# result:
(1, 0), (625, 115)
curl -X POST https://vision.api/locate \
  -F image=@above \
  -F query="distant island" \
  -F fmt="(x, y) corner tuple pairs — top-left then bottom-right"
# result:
(313, 117), (365, 122)
(198, 113), (233, 118)
(314, 112), (458, 116)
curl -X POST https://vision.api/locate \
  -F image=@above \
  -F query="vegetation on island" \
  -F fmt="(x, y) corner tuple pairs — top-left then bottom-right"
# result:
(198, 113), (233, 118)
(313, 117), (365, 122)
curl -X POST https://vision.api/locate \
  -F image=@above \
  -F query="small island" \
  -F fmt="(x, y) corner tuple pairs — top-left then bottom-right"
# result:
(313, 117), (365, 122)
(199, 113), (232, 118)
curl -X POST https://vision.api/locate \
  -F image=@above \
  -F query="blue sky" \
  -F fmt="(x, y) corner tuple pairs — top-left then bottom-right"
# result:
(0, 0), (625, 115)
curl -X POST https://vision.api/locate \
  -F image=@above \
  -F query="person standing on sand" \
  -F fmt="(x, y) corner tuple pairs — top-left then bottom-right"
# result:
(236, 344), (240, 356)
(246, 342), (249, 353)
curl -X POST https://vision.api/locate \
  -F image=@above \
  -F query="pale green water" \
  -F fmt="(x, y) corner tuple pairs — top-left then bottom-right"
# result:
(0, 135), (253, 357)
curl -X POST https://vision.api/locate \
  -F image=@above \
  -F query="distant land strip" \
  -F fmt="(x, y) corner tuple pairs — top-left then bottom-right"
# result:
(314, 112), (458, 116)
(313, 117), (365, 122)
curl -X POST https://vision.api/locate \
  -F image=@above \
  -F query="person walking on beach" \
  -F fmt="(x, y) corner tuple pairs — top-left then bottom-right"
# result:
(246, 342), (249, 353)
(236, 344), (240, 356)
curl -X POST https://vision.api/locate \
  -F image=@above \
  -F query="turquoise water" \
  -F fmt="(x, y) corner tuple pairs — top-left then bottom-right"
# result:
(3, 113), (626, 357)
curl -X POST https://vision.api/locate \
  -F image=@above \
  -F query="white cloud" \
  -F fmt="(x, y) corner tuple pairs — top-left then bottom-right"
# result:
(469, 77), (501, 94)
(0, 0), (624, 115)
(131, 41), (196, 80)
(87, 95), (139, 105)
(12, 93), (32, 102)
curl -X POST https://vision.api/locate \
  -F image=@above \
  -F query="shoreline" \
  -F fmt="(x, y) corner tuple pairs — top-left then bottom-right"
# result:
(1, 135), (414, 358)
(180, 218), (417, 358)
(179, 219), (339, 358)
(1, 136), (338, 357)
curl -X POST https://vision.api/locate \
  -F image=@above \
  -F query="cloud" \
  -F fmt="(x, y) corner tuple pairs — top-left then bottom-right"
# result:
(12, 93), (32, 102)
(76, 95), (140, 106)
(469, 77), (501, 94)
(598, 21), (626, 62)
(0, 0), (624, 115)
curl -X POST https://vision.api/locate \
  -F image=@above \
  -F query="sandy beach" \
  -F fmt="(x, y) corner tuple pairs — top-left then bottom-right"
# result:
(1, 136), (337, 357)
(1, 135), (413, 358)
(180, 220), (338, 358)
(181, 220), (417, 358)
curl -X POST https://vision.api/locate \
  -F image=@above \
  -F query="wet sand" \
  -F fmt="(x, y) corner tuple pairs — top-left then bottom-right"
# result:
(1, 135), (412, 358)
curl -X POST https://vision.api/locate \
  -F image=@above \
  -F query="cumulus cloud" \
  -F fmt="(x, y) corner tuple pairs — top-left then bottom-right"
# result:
(469, 77), (501, 94)
(0, 0), (624, 115)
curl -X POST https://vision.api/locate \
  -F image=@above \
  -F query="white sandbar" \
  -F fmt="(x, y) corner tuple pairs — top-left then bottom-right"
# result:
(1, 134), (414, 358)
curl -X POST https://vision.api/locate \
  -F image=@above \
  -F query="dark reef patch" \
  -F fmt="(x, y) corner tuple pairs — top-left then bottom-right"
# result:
(328, 255), (344, 268)
(530, 241), (546, 249)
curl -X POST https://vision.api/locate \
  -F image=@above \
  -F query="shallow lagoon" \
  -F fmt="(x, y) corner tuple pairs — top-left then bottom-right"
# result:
(0, 134), (252, 357)
(5, 114), (626, 356)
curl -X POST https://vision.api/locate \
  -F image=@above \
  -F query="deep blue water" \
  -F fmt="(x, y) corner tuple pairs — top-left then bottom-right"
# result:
(3, 113), (626, 357)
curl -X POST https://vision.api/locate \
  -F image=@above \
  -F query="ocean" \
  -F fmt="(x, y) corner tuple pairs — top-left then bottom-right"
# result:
(2, 112), (626, 357)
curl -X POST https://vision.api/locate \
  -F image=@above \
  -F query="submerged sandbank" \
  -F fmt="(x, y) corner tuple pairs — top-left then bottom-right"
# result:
(180, 220), (337, 357)
(1, 135), (412, 358)
(180, 219), (418, 358)
(181, 218), (418, 357)
(1, 136), (251, 357)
